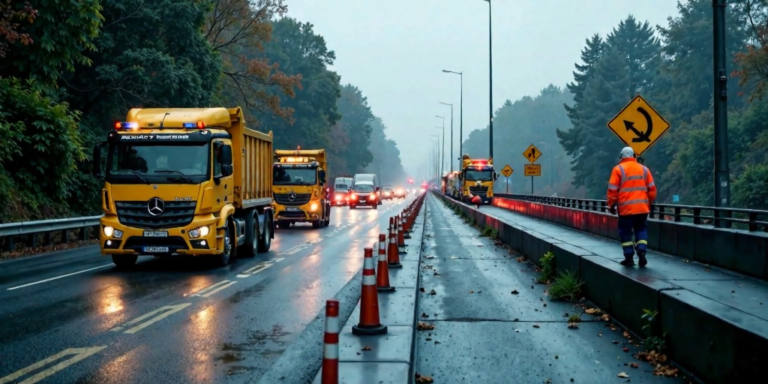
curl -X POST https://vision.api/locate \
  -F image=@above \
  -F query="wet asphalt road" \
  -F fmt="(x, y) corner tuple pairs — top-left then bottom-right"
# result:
(0, 197), (413, 384)
(414, 194), (690, 384)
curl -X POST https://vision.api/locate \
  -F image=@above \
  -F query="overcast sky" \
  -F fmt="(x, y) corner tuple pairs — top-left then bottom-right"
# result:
(285, 0), (681, 178)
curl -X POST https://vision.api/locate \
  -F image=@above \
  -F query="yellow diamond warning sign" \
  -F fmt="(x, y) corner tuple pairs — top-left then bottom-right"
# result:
(501, 164), (513, 177)
(607, 95), (670, 156)
(522, 144), (542, 164)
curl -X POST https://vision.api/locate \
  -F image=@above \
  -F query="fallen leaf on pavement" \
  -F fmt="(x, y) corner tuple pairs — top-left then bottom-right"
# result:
(429, 289), (436, 295)
(600, 314), (610, 322)
(516, 256), (526, 262)
(567, 322), (579, 329)
(629, 363), (639, 369)
(610, 326), (618, 331)
(533, 324), (540, 328)
(612, 340), (620, 344)
(419, 287), (425, 292)
(623, 347), (629, 353)
(469, 290), (474, 294)
(511, 289), (519, 294)
(361, 345), (371, 351)
(585, 308), (601, 315)
(421, 312), (429, 318)
(617, 372), (629, 378)
(623, 331), (630, 338)
(598, 333), (603, 337)
(417, 322), (435, 330)
(415, 373), (434, 383)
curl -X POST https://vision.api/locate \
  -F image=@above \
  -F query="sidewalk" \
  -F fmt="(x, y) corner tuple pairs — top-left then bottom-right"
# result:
(414, 194), (689, 384)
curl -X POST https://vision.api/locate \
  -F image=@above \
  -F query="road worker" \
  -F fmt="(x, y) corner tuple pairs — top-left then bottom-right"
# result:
(607, 147), (657, 267)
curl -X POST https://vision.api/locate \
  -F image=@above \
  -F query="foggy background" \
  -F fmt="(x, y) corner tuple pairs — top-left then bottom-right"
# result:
(286, 0), (680, 178)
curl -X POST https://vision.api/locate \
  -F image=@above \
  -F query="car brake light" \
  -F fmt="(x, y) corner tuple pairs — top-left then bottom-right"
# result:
(350, 194), (357, 200)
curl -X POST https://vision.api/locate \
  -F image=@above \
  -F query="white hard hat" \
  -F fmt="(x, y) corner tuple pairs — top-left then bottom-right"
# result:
(620, 147), (635, 159)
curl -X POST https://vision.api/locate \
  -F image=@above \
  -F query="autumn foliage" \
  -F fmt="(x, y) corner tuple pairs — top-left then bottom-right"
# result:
(0, 0), (37, 58)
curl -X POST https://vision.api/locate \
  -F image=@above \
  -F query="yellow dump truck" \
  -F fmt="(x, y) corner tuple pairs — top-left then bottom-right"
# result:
(92, 107), (275, 268)
(272, 148), (331, 229)
(457, 155), (497, 204)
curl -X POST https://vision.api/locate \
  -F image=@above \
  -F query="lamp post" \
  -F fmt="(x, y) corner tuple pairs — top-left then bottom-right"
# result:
(482, 0), (493, 159)
(430, 136), (440, 180)
(439, 102), (454, 172)
(435, 116), (445, 177)
(713, 0), (731, 227)
(442, 70), (463, 170)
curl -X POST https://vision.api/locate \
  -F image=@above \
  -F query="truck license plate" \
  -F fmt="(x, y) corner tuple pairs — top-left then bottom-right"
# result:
(286, 207), (300, 211)
(143, 231), (168, 237)
(143, 246), (169, 253)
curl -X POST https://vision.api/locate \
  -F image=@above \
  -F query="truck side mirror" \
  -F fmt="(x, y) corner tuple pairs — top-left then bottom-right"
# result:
(221, 145), (233, 177)
(318, 169), (326, 184)
(494, 172), (499, 180)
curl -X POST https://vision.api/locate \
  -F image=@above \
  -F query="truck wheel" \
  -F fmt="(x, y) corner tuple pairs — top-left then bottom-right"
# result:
(240, 219), (258, 258)
(373, 204), (378, 210)
(257, 216), (272, 253)
(312, 219), (321, 229)
(213, 224), (233, 267)
(112, 255), (137, 269)
(277, 220), (290, 229)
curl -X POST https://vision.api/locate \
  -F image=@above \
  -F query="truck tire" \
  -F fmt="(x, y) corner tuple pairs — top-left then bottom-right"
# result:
(373, 204), (378, 210)
(112, 255), (137, 269)
(312, 219), (321, 229)
(213, 223), (233, 267)
(277, 220), (290, 229)
(239, 216), (258, 258)
(257, 215), (272, 253)
(324, 205), (331, 227)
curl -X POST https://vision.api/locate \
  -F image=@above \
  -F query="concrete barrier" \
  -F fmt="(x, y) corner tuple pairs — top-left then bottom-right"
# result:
(436, 193), (768, 384)
(491, 196), (768, 281)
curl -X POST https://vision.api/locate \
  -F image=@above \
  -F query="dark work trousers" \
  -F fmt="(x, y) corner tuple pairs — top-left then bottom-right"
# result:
(617, 213), (648, 257)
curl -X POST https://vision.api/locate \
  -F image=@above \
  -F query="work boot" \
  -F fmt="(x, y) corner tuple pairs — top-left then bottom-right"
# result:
(638, 253), (648, 267)
(620, 255), (634, 266)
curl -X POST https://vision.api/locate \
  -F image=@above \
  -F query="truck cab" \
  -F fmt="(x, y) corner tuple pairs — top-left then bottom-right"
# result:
(93, 107), (275, 268)
(457, 155), (497, 204)
(272, 148), (331, 229)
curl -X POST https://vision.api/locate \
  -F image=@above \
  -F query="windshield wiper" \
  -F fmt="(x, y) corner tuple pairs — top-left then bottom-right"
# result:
(155, 170), (193, 183)
(127, 170), (151, 184)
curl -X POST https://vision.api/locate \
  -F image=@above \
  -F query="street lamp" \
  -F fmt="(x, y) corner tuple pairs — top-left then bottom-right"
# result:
(430, 135), (440, 179)
(481, 0), (493, 159)
(539, 141), (554, 188)
(439, 102), (454, 172)
(442, 70), (463, 170)
(435, 116), (445, 178)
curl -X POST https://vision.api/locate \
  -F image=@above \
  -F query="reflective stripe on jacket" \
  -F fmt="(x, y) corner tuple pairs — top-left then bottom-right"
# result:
(606, 158), (657, 215)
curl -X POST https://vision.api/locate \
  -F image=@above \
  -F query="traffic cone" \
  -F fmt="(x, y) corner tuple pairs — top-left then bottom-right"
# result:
(352, 248), (388, 336)
(397, 215), (407, 254)
(387, 218), (402, 269)
(321, 298), (340, 384)
(376, 234), (395, 292)
(403, 209), (412, 239)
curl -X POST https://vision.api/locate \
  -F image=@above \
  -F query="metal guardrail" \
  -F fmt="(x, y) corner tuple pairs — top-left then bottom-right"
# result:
(0, 215), (103, 252)
(494, 193), (768, 232)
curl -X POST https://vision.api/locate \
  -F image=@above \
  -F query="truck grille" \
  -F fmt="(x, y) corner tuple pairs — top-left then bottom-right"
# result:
(115, 201), (196, 229)
(123, 236), (188, 252)
(274, 193), (311, 205)
(469, 186), (489, 197)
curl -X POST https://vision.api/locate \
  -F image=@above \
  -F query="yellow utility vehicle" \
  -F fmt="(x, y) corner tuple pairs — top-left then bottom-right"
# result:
(272, 148), (331, 229)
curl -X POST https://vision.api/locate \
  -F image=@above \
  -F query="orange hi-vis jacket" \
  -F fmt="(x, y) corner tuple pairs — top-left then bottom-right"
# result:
(607, 158), (657, 216)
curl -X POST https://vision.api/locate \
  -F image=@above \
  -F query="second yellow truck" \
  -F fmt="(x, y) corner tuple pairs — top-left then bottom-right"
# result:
(272, 148), (331, 229)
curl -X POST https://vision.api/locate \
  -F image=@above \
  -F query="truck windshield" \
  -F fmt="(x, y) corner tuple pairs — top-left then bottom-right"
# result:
(107, 143), (209, 183)
(273, 167), (317, 185)
(464, 170), (494, 181)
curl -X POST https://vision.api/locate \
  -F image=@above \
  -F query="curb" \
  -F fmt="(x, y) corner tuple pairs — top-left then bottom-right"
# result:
(311, 196), (428, 384)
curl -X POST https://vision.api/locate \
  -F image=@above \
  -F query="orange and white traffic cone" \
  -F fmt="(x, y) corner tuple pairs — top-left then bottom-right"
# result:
(352, 248), (388, 336)
(387, 218), (402, 269)
(321, 298), (340, 384)
(403, 208), (412, 238)
(376, 234), (395, 292)
(397, 215), (407, 254)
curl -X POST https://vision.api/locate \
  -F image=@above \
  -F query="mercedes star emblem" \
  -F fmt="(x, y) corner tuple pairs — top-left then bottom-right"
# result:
(288, 191), (297, 201)
(147, 197), (165, 216)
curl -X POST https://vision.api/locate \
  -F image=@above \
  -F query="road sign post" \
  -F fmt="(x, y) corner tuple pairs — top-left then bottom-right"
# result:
(500, 164), (513, 194)
(607, 95), (671, 156)
(523, 164), (541, 195)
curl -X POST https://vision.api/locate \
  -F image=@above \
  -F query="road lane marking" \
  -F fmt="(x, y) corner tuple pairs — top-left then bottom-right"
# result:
(198, 281), (237, 298)
(272, 257), (284, 262)
(192, 280), (232, 297)
(110, 303), (192, 334)
(0, 346), (106, 384)
(6, 265), (112, 291)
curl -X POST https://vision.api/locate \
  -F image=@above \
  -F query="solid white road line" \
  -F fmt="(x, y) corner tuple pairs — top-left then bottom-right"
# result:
(7, 265), (112, 291)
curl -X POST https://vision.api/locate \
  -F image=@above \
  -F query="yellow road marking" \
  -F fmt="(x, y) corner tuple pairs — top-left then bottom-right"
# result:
(110, 303), (192, 334)
(0, 346), (106, 384)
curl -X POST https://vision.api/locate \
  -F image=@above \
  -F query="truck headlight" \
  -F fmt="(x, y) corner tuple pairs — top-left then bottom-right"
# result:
(189, 226), (210, 239)
(310, 202), (318, 211)
(103, 226), (123, 239)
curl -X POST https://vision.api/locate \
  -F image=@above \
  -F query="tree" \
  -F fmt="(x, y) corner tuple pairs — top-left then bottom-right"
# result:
(256, 17), (341, 149)
(365, 117), (406, 184)
(205, 0), (301, 121)
(734, 0), (768, 100)
(605, 15), (661, 97)
(334, 84), (374, 175)
(0, 0), (37, 58)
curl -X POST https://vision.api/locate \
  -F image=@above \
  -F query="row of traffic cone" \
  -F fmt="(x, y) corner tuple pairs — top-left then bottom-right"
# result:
(321, 193), (427, 384)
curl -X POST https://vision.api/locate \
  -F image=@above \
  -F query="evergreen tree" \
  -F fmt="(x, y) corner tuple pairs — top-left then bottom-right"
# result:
(605, 15), (661, 97)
